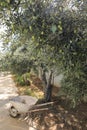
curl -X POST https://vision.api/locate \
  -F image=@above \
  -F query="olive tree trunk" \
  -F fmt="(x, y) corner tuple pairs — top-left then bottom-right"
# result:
(41, 69), (53, 102)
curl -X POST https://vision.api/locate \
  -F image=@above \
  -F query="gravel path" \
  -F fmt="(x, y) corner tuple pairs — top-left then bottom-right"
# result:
(0, 72), (28, 130)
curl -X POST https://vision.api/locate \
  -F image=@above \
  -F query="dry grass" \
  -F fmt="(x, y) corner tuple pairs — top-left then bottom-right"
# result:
(12, 74), (44, 98)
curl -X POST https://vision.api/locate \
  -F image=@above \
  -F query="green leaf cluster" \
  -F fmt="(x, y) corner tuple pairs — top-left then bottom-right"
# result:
(0, 0), (87, 106)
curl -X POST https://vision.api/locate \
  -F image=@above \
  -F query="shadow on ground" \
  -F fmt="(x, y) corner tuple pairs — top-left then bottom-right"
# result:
(27, 97), (87, 130)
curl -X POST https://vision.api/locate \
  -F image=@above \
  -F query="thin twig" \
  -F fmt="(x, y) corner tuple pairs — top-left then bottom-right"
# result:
(30, 100), (58, 109)
(29, 108), (50, 113)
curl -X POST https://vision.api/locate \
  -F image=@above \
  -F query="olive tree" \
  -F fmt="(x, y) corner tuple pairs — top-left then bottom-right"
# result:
(0, 0), (87, 105)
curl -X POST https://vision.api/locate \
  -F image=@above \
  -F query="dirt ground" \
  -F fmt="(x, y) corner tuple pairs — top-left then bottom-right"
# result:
(0, 72), (28, 130)
(21, 74), (87, 130)
(28, 97), (87, 130)
(2, 72), (86, 130)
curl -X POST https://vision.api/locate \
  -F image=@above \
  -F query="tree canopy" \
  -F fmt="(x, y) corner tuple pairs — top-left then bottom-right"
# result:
(0, 0), (87, 106)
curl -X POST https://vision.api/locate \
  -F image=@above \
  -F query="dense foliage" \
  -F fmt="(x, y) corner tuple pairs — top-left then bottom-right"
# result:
(0, 0), (87, 106)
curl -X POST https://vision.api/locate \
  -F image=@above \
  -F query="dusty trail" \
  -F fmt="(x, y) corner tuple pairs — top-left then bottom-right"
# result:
(0, 72), (28, 130)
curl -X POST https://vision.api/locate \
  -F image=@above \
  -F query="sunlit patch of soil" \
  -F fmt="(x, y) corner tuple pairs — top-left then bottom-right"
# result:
(17, 84), (44, 98)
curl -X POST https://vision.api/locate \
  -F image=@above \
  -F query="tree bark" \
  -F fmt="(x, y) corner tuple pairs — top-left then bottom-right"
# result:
(44, 71), (53, 102)
(41, 69), (47, 86)
(40, 64), (53, 102)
